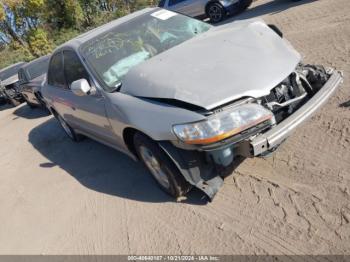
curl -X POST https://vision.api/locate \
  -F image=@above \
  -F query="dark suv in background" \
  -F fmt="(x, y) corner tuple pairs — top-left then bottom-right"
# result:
(18, 55), (50, 108)
(0, 62), (26, 106)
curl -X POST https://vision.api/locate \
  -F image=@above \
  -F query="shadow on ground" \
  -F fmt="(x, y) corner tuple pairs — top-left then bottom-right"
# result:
(0, 103), (13, 111)
(340, 100), (350, 108)
(28, 118), (209, 205)
(13, 104), (50, 119)
(219, 0), (317, 25)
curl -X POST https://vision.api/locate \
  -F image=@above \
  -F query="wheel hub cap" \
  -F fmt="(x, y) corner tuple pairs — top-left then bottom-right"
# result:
(139, 146), (170, 189)
(209, 5), (222, 21)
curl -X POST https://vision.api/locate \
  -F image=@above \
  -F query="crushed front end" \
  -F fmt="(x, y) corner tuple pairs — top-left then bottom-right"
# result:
(163, 64), (343, 200)
(0, 81), (24, 105)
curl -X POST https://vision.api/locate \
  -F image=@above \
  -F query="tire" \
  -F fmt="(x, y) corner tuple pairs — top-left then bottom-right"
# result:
(206, 2), (226, 23)
(56, 114), (83, 142)
(133, 132), (192, 198)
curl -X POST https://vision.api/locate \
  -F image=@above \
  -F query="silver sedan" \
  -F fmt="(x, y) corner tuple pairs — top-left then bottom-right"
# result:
(42, 8), (343, 200)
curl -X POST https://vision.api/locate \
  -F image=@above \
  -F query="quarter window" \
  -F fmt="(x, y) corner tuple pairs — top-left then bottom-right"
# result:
(48, 52), (67, 89)
(63, 50), (90, 87)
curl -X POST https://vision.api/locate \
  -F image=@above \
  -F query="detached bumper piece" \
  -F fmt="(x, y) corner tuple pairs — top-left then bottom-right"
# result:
(249, 70), (343, 156)
(159, 141), (224, 201)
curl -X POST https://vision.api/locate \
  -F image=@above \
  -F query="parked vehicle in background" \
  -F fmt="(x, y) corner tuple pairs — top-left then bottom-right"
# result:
(0, 62), (26, 106)
(159, 0), (252, 23)
(18, 55), (50, 108)
(42, 8), (343, 200)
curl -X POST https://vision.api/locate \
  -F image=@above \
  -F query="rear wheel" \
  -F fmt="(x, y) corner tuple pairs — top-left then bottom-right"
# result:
(206, 2), (226, 23)
(133, 132), (192, 198)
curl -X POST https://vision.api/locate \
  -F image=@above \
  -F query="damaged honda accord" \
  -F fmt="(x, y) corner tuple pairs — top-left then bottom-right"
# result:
(42, 8), (343, 200)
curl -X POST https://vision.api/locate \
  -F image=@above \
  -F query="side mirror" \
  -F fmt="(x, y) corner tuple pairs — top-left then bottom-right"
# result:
(71, 79), (91, 96)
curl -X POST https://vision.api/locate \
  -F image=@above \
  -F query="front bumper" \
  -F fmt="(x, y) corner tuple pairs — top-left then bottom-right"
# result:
(162, 70), (342, 200)
(246, 70), (343, 156)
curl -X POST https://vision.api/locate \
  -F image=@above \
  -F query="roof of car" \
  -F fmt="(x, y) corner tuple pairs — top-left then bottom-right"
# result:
(55, 7), (157, 52)
(20, 55), (51, 71)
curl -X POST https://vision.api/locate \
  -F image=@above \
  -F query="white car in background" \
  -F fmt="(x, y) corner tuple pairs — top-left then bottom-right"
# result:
(159, 0), (252, 22)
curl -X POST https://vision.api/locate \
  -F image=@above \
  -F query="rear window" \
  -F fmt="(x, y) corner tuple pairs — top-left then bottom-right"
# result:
(48, 52), (67, 89)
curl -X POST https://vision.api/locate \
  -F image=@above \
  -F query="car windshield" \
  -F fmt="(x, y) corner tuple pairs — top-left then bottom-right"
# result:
(0, 63), (25, 81)
(27, 57), (50, 80)
(80, 9), (211, 91)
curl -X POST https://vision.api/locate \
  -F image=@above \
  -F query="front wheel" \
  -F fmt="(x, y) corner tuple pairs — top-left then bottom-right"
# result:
(4, 90), (21, 107)
(133, 132), (192, 198)
(206, 2), (226, 23)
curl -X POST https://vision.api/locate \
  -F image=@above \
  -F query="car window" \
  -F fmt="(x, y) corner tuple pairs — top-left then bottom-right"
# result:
(64, 51), (90, 87)
(48, 52), (67, 89)
(169, 0), (186, 6)
(81, 10), (211, 92)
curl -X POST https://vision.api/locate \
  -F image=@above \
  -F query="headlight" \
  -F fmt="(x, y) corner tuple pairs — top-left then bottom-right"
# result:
(173, 103), (275, 145)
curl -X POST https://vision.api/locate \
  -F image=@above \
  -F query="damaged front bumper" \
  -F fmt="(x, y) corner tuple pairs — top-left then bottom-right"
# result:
(160, 70), (343, 201)
(243, 70), (343, 157)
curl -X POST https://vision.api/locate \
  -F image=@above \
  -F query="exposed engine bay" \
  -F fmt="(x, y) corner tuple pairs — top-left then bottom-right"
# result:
(259, 64), (331, 123)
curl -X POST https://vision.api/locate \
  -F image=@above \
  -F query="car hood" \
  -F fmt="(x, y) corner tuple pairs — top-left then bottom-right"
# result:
(121, 20), (301, 110)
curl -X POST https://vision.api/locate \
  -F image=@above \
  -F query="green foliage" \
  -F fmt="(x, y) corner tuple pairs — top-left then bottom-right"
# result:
(0, 45), (33, 69)
(24, 0), (45, 16)
(63, 0), (84, 28)
(79, 0), (101, 26)
(0, 5), (5, 21)
(52, 28), (80, 46)
(0, 0), (157, 67)
(27, 28), (53, 57)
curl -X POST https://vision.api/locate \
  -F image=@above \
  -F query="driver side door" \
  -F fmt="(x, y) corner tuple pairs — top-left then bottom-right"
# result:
(62, 50), (117, 145)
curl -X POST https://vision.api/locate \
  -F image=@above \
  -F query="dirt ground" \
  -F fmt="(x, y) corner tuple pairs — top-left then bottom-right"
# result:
(0, 0), (350, 255)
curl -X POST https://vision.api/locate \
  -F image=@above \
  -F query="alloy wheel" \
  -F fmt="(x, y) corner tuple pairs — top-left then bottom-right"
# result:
(139, 145), (170, 190)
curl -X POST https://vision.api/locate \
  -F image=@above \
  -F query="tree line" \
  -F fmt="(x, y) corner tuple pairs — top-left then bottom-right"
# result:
(0, 0), (156, 68)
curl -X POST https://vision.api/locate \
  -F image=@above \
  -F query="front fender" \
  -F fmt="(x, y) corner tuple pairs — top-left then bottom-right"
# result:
(104, 92), (206, 142)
